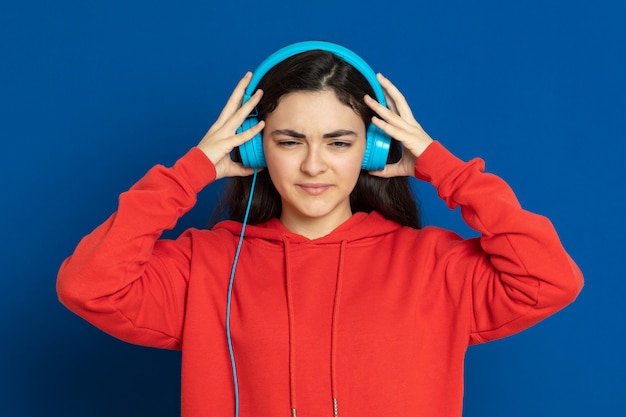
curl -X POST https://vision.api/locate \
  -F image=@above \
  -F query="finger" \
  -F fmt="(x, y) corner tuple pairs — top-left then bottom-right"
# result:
(214, 72), (254, 127)
(209, 119), (264, 179)
(229, 119), (266, 148)
(227, 163), (258, 178)
(368, 162), (406, 178)
(376, 74), (416, 122)
(365, 95), (397, 120)
(223, 72), (253, 114)
(220, 161), (265, 180)
(370, 116), (424, 152)
(220, 89), (264, 133)
(366, 96), (415, 132)
(375, 77), (400, 115)
(387, 96), (399, 115)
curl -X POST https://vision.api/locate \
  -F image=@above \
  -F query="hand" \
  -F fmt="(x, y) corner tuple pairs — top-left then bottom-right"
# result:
(364, 73), (433, 177)
(197, 72), (265, 180)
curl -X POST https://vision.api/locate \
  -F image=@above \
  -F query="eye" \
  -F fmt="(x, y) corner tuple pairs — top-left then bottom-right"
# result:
(330, 141), (352, 149)
(278, 140), (301, 148)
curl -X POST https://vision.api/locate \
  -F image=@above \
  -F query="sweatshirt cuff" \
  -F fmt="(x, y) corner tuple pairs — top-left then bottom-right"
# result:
(413, 141), (466, 187)
(171, 147), (217, 194)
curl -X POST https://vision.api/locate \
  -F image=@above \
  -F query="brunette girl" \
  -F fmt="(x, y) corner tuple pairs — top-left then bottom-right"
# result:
(58, 41), (583, 417)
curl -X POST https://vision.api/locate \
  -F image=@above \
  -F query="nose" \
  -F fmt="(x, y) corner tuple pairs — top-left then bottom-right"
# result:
(300, 144), (328, 176)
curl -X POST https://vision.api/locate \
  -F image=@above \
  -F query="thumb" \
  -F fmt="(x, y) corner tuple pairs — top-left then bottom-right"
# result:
(368, 156), (416, 178)
(368, 163), (401, 178)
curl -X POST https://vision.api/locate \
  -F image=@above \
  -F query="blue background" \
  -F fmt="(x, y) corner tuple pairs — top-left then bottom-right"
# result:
(1, 0), (624, 416)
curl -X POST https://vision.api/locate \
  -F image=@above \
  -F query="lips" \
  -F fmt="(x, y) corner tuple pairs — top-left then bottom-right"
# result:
(297, 183), (333, 196)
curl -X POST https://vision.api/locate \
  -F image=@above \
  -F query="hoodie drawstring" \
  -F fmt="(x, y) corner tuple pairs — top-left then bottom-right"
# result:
(283, 238), (347, 417)
(283, 238), (298, 417)
(330, 240), (347, 417)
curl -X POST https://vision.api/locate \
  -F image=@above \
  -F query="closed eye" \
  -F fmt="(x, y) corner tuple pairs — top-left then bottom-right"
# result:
(330, 141), (352, 149)
(277, 140), (302, 147)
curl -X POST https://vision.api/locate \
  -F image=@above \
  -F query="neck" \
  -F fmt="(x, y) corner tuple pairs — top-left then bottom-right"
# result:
(280, 211), (352, 240)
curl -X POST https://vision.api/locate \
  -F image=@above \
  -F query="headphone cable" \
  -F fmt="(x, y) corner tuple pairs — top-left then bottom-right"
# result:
(226, 168), (258, 417)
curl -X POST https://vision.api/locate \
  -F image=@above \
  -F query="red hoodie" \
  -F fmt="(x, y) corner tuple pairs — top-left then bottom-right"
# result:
(57, 141), (583, 417)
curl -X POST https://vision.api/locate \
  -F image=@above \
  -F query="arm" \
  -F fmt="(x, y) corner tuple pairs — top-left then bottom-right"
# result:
(57, 148), (214, 349)
(365, 75), (583, 343)
(415, 141), (583, 342)
(57, 73), (265, 348)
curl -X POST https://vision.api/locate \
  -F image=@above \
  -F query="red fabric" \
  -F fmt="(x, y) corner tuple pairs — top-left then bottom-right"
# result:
(57, 142), (583, 417)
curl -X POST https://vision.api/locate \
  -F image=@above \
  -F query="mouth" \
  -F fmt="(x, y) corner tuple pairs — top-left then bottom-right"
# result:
(297, 183), (333, 196)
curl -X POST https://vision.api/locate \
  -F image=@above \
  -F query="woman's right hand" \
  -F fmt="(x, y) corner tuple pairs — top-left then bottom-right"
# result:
(197, 72), (265, 180)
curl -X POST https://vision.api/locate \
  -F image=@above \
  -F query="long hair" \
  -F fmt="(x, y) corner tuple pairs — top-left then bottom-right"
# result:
(209, 50), (421, 229)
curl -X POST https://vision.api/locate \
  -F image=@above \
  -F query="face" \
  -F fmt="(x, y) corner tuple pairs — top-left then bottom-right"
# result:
(263, 90), (367, 238)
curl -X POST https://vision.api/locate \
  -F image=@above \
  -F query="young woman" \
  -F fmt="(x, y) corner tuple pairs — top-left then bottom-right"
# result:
(57, 42), (583, 417)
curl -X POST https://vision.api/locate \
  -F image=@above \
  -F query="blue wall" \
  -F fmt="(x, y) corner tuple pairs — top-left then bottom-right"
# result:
(1, 0), (624, 415)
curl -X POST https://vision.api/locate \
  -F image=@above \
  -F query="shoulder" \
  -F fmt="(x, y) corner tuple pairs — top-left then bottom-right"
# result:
(395, 224), (463, 246)
(170, 225), (242, 254)
(386, 224), (482, 263)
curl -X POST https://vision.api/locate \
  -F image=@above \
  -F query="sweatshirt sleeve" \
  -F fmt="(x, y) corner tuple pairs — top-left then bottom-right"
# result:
(56, 147), (216, 349)
(414, 141), (584, 344)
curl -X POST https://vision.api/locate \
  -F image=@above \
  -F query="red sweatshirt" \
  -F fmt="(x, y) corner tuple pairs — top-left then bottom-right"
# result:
(57, 141), (583, 417)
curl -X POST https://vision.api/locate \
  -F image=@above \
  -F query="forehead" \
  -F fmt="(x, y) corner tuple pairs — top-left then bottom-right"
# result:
(267, 90), (364, 130)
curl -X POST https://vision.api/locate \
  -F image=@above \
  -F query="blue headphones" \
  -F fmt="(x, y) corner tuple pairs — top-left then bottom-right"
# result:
(237, 41), (391, 170)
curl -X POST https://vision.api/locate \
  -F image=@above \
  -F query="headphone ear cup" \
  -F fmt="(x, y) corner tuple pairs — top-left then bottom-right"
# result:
(237, 117), (267, 168)
(362, 123), (391, 170)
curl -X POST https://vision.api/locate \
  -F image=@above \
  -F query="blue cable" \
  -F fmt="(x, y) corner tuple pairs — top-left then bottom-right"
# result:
(226, 168), (258, 417)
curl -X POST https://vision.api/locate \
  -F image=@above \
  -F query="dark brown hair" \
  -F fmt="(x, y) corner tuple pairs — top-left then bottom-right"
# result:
(209, 50), (421, 229)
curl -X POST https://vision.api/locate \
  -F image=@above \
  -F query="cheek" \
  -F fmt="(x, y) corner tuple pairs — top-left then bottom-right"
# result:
(336, 156), (364, 192)
(347, 165), (363, 188)
(345, 145), (366, 178)
(263, 141), (281, 173)
(264, 149), (292, 190)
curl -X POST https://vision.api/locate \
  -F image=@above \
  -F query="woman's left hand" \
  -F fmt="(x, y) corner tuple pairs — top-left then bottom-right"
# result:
(364, 73), (434, 177)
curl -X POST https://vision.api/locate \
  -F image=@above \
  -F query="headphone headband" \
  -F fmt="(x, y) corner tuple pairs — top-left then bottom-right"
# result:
(243, 41), (387, 107)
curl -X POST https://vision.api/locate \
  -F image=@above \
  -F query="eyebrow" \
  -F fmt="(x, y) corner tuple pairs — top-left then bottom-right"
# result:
(271, 129), (357, 139)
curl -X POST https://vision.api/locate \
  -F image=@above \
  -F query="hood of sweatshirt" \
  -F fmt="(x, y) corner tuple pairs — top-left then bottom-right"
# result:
(213, 211), (402, 244)
(212, 211), (404, 417)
